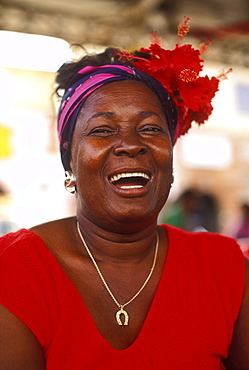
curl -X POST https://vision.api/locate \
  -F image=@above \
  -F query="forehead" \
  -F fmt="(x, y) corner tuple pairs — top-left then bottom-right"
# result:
(79, 79), (166, 116)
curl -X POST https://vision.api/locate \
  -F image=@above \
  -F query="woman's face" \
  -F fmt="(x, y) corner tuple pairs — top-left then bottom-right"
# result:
(71, 80), (173, 231)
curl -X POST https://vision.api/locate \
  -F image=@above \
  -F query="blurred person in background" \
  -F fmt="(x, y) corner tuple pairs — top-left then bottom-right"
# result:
(196, 192), (220, 233)
(230, 203), (249, 259)
(161, 188), (199, 231)
(233, 203), (249, 240)
(162, 190), (220, 233)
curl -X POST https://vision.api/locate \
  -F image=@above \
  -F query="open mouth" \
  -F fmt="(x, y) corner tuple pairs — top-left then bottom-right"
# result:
(109, 172), (150, 189)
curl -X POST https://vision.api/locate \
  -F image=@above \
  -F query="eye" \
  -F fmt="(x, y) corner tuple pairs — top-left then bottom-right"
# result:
(139, 125), (163, 134)
(89, 126), (116, 137)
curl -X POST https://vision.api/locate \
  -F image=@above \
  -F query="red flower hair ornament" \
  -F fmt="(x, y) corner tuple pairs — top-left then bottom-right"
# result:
(118, 17), (232, 140)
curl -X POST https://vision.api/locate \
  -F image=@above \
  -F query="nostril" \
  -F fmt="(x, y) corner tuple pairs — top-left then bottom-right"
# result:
(114, 147), (147, 157)
(113, 141), (147, 157)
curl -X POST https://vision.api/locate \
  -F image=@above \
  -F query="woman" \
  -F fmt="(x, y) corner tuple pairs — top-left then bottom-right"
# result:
(0, 18), (249, 369)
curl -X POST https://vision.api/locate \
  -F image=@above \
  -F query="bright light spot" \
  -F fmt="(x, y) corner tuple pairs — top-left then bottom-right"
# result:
(0, 68), (13, 113)
(180, 133), (233, 170)
(0, 31), (70, 72)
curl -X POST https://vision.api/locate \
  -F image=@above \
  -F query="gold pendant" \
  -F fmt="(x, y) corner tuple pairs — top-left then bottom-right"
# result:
(116, 307), (129, 326)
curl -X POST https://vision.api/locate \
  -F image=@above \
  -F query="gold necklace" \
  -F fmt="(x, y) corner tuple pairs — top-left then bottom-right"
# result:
(76, 221), (159, 326)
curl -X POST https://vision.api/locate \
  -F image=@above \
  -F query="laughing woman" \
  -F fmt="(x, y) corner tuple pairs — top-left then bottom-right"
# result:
(0, 18), (249, 369)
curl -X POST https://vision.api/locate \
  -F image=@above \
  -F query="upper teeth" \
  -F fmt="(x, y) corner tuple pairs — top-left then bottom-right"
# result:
(110, 172), (150, 183)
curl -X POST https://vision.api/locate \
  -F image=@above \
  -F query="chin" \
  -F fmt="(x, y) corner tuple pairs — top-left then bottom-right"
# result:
(110, 208), (160, 230)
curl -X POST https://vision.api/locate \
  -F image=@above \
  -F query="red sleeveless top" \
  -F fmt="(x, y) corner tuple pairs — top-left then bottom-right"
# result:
(0, 225), (245, 369)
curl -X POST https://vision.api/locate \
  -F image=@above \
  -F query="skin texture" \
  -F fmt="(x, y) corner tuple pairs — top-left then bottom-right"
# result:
(1, 80), (249, 368)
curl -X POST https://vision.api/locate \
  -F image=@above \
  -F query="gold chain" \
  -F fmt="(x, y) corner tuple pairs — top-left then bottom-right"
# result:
(76, 221), (159, 325)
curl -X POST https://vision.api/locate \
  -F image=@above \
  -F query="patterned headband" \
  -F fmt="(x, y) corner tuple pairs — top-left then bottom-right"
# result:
(58, 64), (178, 171)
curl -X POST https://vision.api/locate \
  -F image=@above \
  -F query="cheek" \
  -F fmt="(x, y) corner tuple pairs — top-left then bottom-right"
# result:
(161, 147), (173, 164)
(70, 138), (108, 178)
(155, 149), (173, 189)
(152, 141), (173, 169)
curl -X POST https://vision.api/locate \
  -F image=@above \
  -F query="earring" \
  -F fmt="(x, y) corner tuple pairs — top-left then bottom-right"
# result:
(64, 171), (76, 194)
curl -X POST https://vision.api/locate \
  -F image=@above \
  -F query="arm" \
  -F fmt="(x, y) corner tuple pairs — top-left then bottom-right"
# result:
(223, 259), (249, 369)
(0, 305), (45, 370)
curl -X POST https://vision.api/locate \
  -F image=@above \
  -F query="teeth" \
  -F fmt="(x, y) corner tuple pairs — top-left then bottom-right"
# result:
(120, 185), (143, 189)
(110, 172), (150, 183)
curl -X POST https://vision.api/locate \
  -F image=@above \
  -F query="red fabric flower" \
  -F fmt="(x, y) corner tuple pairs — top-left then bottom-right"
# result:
(128, 17), (231, 139)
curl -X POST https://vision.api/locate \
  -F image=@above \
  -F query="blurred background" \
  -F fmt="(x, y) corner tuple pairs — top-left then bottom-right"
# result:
(0, 0), (249, 243)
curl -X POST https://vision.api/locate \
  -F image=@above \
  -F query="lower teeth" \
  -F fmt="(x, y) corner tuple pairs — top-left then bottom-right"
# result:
(120, 185), (143, 189)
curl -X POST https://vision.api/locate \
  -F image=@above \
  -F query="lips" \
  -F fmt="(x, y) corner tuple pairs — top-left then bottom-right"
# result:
(109, 172), (151, 189)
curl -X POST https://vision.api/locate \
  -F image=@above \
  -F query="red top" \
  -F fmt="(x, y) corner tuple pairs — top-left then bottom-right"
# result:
(0, 225), (245, 369)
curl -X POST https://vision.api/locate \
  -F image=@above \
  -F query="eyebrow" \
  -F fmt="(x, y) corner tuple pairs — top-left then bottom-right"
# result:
(139, 111), (161, 118)
(87, 111), (161, 123)
(87, 112), (115, 122)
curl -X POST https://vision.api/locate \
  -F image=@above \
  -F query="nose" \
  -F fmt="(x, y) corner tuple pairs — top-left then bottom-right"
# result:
(113, 131), (147, 157)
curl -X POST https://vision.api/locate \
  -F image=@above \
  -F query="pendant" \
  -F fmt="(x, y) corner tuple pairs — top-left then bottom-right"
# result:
(116, 306), (129, 326)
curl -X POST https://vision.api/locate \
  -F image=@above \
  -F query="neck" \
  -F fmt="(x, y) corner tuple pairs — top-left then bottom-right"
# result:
(75, 213), (159, 263)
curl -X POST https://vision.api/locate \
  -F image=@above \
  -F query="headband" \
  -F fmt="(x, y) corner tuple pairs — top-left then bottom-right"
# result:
(58, 64), (178, 171)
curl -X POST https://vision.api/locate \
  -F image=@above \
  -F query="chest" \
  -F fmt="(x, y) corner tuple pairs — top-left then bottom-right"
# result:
(60, 254), (164, 350)
(46, 267), (228, 369)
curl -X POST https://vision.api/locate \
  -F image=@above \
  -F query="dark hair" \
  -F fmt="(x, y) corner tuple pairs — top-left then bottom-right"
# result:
(55, 47), (150, 96)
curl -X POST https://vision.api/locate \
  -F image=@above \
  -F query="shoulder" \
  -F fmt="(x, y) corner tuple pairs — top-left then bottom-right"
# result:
(0, 226), (54, 285)
(161, 224), (245, 295)
(161, 223), (242, 258)
(0, 228), (41, 258)
(0, 218), (76, 282)
(29, 216), (75, 234)
(0, 221), (70, 348)
(0, 216), (77, 282)
(29, 216), (76, 252)
(0, 226), (61, 365)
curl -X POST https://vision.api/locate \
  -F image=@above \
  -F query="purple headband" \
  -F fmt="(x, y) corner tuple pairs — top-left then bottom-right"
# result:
(58, 63), (178, 171)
